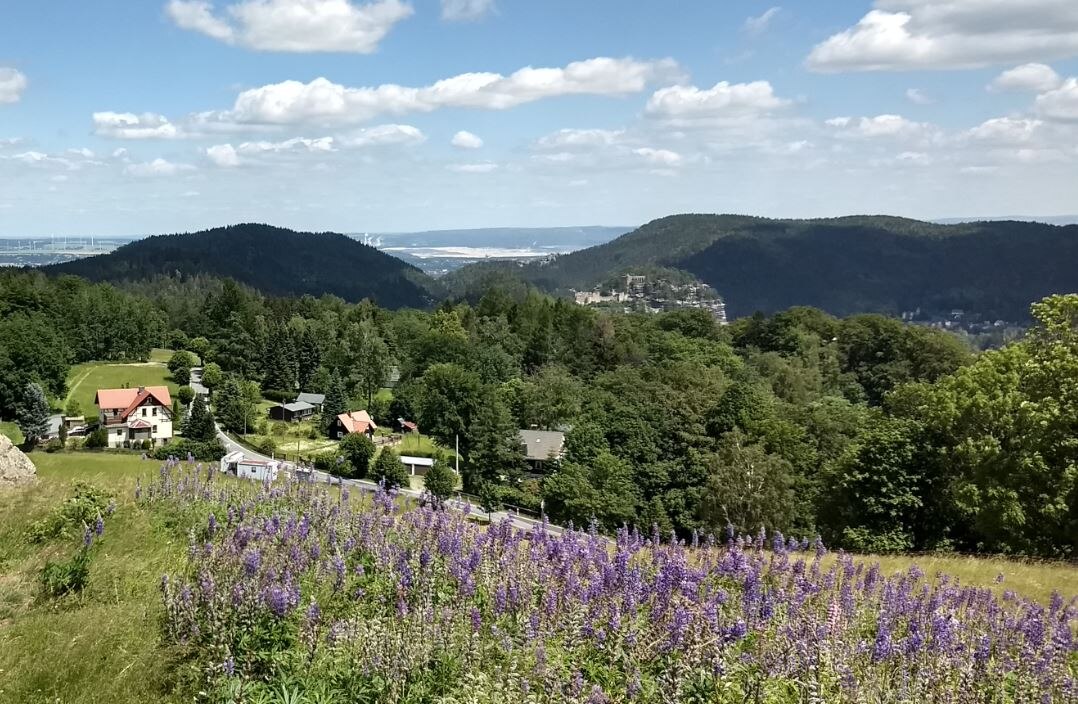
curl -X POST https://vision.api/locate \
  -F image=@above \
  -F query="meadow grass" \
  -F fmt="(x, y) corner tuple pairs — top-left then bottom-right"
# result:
(0, 451), (183, 704)
(0, 450), (1075, 703)
(148, 348), (175, 364)
(0, 421), (23, 445)
(855, 552), (1078, 606)
(65, 361), (178, 417)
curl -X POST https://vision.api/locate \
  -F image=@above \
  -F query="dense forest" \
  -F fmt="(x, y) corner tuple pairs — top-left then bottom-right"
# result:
(3, 266), (1076, 558)
(444, 215), (1078, 320)
(0, 273), (162, 413)
(46, 223), (442, 309)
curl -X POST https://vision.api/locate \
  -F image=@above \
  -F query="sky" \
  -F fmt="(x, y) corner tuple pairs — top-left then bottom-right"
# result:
(1, 0), (1078, 236)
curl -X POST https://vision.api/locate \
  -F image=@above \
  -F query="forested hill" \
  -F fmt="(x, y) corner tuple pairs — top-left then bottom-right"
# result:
(445, 214), (1078, 320)
(45, 224), (441, 309)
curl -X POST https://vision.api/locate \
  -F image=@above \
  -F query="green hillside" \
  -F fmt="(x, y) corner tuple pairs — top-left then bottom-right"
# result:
(45, 224), (442, 310)
(445, 215), (1078, 320)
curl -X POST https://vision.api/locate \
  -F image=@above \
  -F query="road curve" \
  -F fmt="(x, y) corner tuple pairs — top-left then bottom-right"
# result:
(215, 425), (560, 535)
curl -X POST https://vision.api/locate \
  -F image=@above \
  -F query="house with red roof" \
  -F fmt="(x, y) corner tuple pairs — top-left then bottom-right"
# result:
(94, 385), (174, 448)
(332, 410), (377, 440)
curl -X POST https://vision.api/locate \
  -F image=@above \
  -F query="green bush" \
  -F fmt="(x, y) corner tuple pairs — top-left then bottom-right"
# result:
(152, 438), (227, 462)
(84, 427), (108, 449)
(40, 548), (92, 597)
(312, 452), (341, 472)
(44, 438), (64, 453)
(26, 482), (112, 544)
(252, 436), (277, 456)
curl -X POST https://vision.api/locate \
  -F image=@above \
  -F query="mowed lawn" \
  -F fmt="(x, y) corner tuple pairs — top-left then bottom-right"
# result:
(65, 361), (178, 418)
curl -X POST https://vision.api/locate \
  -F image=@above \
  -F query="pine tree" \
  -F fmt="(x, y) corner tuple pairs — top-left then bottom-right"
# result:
(296, 328), (322, 390)
(16, 382), (51, 446)
(321, 372), (348, 438)
(184, 395), (216, 442)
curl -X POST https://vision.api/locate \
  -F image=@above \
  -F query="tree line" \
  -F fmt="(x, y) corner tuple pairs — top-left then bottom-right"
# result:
(2, 267), (1075, 557)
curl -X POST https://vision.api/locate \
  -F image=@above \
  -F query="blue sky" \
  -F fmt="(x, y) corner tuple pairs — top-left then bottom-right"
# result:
(2, 0), (1078, 235)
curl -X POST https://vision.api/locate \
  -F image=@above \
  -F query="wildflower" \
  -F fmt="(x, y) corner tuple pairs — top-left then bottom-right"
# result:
(94, 513), (105, 537)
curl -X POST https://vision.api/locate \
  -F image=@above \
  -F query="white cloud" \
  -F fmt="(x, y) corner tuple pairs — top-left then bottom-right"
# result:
(0, 68), (28, 104)
(535, 128), (625, 150)
(451, 130), (483, 149)
(965, 117), (1043, 144)
(124, 158), (195, 177)
(345, 123), (425, 147)
(828, 114), (935, 139)
(206, 143), (240, 167)
(66, 147), (96, 159)
(807, 1), (1078, 72)
(1034, 78), (1078, 121)
(633, 147), (682, 167)
(166, 0), (235, 41)
(989, 63), (1063, 93)
(216, 57), (678, 125)
(7, 151), (73, 169)
(237, 136), (337, 153)
(93, 112), (180, 139)
(645, 80), (790, 123)
(744, 7), (781, 35)
(905, 88), (932, 105)
(441, 0), (494, 22)
(166, 0), (414, 53)
(447, 162), (498, 173)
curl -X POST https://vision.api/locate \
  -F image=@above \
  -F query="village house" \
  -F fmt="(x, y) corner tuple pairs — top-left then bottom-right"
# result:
(269, 401), (315, 423)
(94, 385), (174, 448)
(518, 429), (566, 473)
(294, 392), (325, 413)
(332, 410), (378, 439)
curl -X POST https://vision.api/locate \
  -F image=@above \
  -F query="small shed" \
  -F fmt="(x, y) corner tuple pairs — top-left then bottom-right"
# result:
(400, 455), (435, 477)
(396, 417), (419, 434)
(220, 451), (281, 482)
(269, 401), (315, 423)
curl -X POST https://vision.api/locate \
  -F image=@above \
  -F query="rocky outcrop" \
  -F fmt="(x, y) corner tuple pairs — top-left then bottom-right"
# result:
(0, 433), (37, 488)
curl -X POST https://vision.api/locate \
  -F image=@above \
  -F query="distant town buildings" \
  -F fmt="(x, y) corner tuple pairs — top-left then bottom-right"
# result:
(573, 274), (728, 324)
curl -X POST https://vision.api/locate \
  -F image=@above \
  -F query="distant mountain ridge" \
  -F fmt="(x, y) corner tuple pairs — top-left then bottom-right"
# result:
(360, 226), (632, 250)
(444, 214), (1078, 320)
(44, 223), (441, 309)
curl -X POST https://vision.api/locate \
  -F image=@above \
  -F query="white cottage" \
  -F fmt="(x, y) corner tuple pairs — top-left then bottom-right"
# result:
(95, 386), (174, 448)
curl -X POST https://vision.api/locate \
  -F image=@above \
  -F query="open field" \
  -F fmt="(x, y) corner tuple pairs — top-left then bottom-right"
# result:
(65, 361), (178, 418)
(148, 348), (174, 364)
(854, 552), (1078, 607)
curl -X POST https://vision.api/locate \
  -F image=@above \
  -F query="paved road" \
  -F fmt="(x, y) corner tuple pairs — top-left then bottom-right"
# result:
(215, 426), (559, 535)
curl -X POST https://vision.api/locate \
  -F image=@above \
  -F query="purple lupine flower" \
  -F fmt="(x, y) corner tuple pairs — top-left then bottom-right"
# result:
(243, 549), (262, 576)
(94, 513), (105, 536)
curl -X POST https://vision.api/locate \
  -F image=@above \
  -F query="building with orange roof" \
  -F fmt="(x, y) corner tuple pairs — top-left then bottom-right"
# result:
(94, 385), (174, 448)
(331, 410), (378, 440)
